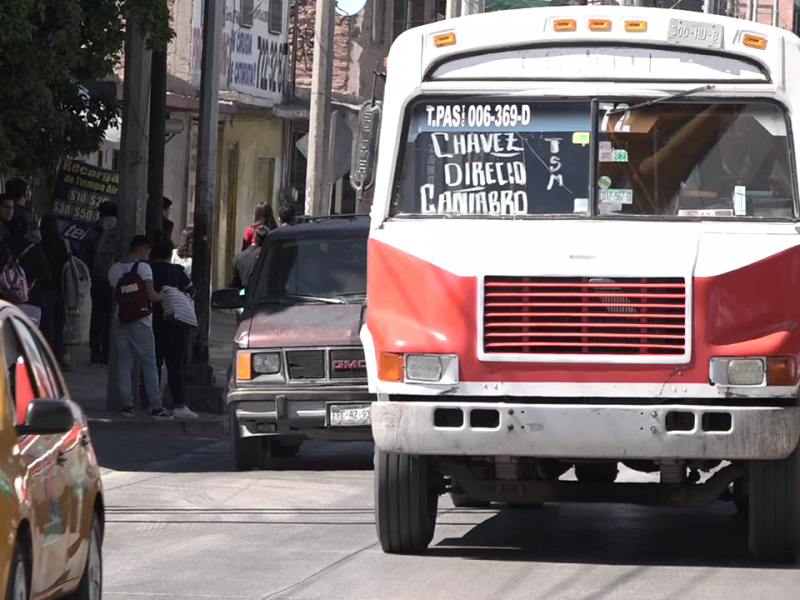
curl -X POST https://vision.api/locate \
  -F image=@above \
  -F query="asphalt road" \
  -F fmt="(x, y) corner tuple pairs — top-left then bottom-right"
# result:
(89, 430), (800, 600)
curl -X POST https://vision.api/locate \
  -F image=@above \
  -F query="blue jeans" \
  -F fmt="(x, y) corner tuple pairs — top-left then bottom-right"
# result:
(115, 319), (162, 411)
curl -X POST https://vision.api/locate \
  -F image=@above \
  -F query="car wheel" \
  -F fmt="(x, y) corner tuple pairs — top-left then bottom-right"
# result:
(375, 449), (438, 554)
(64, 515), (102, 600)
(268, 439), (302, 458)
(748, 450), (800, 563)
(229, 406), (263, 471)
(5, 542), (27, 600)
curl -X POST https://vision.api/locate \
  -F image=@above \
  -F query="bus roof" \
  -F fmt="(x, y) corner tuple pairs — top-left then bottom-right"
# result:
(387, 7), (800, 91)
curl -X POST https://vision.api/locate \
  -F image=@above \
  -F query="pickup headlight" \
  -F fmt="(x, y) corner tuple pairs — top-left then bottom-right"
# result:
(252, 352), (281, 375)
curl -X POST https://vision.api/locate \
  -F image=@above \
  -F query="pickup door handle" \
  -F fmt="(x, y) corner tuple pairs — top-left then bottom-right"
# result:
(56, 452), (68, 466)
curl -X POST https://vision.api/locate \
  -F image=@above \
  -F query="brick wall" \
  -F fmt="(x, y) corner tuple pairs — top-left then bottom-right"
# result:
(293, 0), (353, 91)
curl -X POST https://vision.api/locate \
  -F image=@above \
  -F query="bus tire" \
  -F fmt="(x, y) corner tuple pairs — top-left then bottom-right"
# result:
(375, 450), (438, 554)
(748, 450), (800, 563)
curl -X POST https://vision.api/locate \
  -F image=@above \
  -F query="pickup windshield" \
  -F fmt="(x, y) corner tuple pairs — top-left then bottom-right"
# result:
(253, 237), (367, 304)
(393, 99), (795, 219)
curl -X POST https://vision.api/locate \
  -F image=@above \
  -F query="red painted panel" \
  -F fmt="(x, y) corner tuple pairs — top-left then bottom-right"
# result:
(367, 238), (800, 385)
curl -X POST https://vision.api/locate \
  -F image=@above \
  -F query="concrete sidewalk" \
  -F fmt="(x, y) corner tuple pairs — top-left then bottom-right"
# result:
(63, 310), (239, 437)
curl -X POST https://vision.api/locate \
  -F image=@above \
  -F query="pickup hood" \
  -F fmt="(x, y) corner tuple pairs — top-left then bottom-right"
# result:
(244, 303), (367, 349)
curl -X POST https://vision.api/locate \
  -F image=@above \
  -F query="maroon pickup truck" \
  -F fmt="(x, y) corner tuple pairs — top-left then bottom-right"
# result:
(211, 215), (372, 470)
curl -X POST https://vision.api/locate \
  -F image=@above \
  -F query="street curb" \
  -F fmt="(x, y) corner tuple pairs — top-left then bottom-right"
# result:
(87, 414), (227, 438)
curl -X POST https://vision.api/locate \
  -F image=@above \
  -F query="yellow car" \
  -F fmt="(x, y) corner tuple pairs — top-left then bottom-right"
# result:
(0, 304), (104, 599)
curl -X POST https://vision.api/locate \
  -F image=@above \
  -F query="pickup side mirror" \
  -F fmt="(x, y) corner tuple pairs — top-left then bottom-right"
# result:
(211, 288), (244, 310)
(16, 398), (74, 436)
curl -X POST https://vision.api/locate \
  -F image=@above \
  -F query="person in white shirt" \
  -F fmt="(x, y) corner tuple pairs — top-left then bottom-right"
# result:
(108, 235), (171, 420)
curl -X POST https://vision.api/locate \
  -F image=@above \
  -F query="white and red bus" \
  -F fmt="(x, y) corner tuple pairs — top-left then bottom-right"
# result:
(360, 6), (800, 562)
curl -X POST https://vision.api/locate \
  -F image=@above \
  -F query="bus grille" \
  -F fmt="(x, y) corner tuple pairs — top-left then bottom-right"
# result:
(482, 276), (687, 356)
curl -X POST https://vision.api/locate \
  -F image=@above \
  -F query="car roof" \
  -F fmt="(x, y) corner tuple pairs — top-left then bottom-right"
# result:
(267, 214), (370, 241)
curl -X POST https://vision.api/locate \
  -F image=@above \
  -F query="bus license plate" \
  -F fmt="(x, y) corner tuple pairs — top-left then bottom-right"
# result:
(667, 19), (722, 49)
(329, 404), (371, 427)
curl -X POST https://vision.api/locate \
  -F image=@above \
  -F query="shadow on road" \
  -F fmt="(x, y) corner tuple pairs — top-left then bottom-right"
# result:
(92, 430), (375, 473)
(433, 503), (799, 569)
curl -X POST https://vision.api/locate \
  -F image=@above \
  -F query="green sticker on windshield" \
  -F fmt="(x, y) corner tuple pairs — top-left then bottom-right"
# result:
(611, 149), (628, 163)
(572, 131), (590, 146)
(0, 470), (12, 497)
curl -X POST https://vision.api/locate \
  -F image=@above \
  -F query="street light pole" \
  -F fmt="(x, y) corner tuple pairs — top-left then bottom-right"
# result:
(191, 0), (223, 381)
(304, 0), (336, 216)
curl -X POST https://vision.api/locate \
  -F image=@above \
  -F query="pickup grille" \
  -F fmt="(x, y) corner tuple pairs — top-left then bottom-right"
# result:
(483, 276), (687, 356)
(286, 350), (326, 380)
(330, 348), (367, 380)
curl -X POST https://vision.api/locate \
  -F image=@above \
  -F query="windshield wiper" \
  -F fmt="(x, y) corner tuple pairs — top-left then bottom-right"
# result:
(283, 294), (345, 304)
(608, 85), (715, 114)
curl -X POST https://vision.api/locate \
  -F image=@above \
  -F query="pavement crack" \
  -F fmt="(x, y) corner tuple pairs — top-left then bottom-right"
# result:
(259, 540), (380, 600)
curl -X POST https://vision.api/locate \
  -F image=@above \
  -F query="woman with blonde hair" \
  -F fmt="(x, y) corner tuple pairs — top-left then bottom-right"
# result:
(172, 227), (193, 277)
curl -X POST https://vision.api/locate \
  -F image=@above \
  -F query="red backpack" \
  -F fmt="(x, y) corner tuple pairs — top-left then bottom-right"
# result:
(115, 262), (151, 323)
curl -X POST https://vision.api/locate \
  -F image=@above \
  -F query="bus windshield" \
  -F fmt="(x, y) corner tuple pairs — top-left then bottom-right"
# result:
(392, 99), (795, 219)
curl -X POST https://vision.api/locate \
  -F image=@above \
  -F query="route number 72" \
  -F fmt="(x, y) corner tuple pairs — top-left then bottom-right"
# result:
(599, 103), (631, 132)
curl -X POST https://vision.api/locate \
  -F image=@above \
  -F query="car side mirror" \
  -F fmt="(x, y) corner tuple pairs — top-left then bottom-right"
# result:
(211, 288), (244, 310)
(16, 398), (74, 436)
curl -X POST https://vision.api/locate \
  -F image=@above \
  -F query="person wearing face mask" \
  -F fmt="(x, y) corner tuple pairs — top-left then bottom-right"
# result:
(80, 201), (119, 365)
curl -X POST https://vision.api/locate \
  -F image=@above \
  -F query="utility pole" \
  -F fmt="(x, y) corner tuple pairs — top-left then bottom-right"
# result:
(191, 0), (223, 382)
(771, 3), (779, 26)
(108, 22), (152, 410)
(445, 0), (460, 18)
(304, 0), (336, 216)
(146, 50), (167, 238)
(748, 0), (758, 20)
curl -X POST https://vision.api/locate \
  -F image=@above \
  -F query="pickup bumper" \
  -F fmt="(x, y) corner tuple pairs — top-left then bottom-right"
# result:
(228, 386), (374, 441)
(371, 401), (800, 460)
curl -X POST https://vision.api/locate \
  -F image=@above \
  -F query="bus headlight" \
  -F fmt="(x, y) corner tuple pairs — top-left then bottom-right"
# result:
(709, 356), (796, 386)
(405, 354), (459, 384)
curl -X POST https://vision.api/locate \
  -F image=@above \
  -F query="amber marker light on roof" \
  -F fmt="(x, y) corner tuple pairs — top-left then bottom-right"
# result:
(742, 33), (767, 49)
(553, 19), (576, 32)
(433, 32), (456, 47)
(625, 20), (647, 32)
(588, 19), (611, 31)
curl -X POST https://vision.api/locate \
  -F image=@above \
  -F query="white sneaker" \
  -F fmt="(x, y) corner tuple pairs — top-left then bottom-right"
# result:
(173, 405), (199, 420)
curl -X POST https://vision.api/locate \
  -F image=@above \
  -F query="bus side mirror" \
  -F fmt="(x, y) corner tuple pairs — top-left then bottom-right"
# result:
(351, 101), (382, 193)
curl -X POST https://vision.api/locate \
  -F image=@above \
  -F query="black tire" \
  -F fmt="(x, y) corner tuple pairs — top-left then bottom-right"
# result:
(748, 450), (800, 563)
(449, 490), (491, 508)
(230, 406), (263, 470)
(375, 450), (438, 554)
(732, 478), (748, 516)
(575, 462), (618, 484)
(5, 542), (27, 600)
(64, 515), (102, 600)
(268, 439), (303, 458)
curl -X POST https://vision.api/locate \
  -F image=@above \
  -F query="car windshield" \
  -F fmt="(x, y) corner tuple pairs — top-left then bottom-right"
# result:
(253, 237), (367, 304)
(393, 99), (795, 219)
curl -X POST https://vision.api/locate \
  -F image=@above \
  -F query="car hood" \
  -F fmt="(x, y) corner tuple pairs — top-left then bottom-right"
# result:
(244, 303), (367, 348)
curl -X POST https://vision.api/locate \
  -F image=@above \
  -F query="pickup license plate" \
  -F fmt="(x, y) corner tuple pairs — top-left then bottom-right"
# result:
(329, 404), (371, 427)
(667, 19), (722, 49)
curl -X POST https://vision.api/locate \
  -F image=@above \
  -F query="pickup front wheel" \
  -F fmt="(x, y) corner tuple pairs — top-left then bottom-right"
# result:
(230, 406), (264, 471)
(748, 449), (800, 563)
(375, 450), (438, 554)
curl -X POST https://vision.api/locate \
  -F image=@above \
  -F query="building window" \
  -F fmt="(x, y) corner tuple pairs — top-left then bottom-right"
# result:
(269, 0), (283, 34)
(241, 0), (254, 28)
(392, 0), (408, 41)
(372, 0), (385, 44)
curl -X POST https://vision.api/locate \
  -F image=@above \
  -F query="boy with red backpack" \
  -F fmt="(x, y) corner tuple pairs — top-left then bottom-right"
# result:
(108, 235), (171, 420)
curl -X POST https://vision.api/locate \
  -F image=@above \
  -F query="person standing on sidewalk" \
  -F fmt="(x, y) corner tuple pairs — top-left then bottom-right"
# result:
(39, 215), (70, 367)
(81, 201), (117, 365)
(229, 226), (267, 290)
(108, 235), (171, 420)
(150, 233), (198, 420)
(171, 227), (193, 277)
